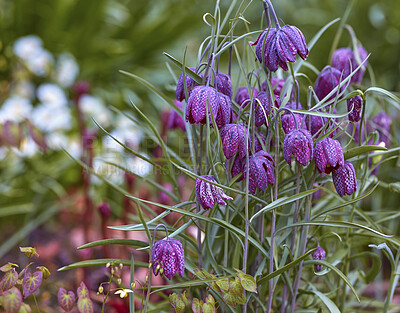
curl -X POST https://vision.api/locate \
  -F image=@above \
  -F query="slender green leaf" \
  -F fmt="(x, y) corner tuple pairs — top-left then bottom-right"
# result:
(58, 259), (147, 271)
(311, 290), (340, 313)
(344, 145), (387, 160)
(78, 239), (148, 250)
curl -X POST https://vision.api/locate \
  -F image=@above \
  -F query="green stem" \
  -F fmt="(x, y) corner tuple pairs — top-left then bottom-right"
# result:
(33, 294), (41, 313)
(102, 273), (114, 313)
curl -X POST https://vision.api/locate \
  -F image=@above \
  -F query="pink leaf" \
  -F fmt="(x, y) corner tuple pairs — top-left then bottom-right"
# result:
(77, 281), (89, 299)
(22, 271), (43, 297)
(58, 288), (76, 312)
(0, 268), (18, 291)
(77, 297), (94, 313)
(3, 286), (23, 313)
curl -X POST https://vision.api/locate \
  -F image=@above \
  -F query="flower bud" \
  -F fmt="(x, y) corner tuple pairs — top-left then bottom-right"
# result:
(312, 246), (326, 272)
(332, 161), (357, 197)
(347, 96), (363, 122)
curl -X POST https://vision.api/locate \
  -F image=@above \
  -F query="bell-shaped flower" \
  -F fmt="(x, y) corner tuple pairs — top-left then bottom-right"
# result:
(372, 112), (392, 147)
(312, 246), (326, 272)
(234, 86), (259, 107)
(185, 86), (232, 128)
(332, 161), (357, 197)
(152, 237), (185, 280)
(314, 137), (344, 174)
(215, 72), (233, 99)
(314, 66), (344, 101)
(347, 96), (363, 123)
(195, 175), (233, 209)
(254, 25), (308, 72)
(167, 100), (186, 131)
(253, 91), (272, 127)
(176, 67), (202, 101)
(283, 129), (313, 166)
(220, 123), (251, 160)
(245, 150), (275, 194)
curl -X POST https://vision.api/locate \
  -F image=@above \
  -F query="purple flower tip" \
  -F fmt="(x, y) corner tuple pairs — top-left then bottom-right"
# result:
(195, 175), (233, 209)
(312, 245), (326, 272)
(168, 100), (186, 131)
(314, 66), (345, 102)
(254, 25), (308, 72)
(372, 112), (392, 147)
(234, 86), (259, 107)
(220, 123), (251, 160)
(245, 150), (275, 194)
(347, 96), (363, 123)
(332, 161), (357, 197)
(314, 137), (344, 174)
(152, 237), (185, 280)
(283, 129), (313, 166)
(215, 72), (233, 99)
(253, 91), (272, 127)
(176, 67), (202, 101)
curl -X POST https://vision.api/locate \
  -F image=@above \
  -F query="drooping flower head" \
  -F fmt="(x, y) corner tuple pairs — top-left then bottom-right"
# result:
(176, 67), (202, 101)
(347, 96), (363, 123)
(185, 86), (232, 128)
(230, 155), (245, 181)
(280, 102), (305, 134)
(167, 100), (186, 131)
(307, 112), (337, 139)
(331, 45), (369, 85)
(220, 123), (251, 160)
(195, 175), (233, 209)
(254, 132), (266, 153)
(332, 161), (357, 197)
(254, 25), (308, 72)
(152, 237), (185, 280)
(372, 112), (392, 147)
(234, 86), (259, 107)
(314, 66), (344, 101)
(245, 150), (275, 194)
(283, 129), (313, 166)
(314, 137), (344, 174)
(214, 72), (233, 99)
(253, 91), (272, 127)
(312, 246), (326, 272)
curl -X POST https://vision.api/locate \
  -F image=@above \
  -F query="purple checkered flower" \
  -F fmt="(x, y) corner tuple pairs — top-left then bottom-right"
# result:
(245, 150), (275, 194)
(312, 246), (326, 272)
(254, 25), (308, 72)
(314, 137), (344, 174)
(167, 100), (186, 131)
(332, 161), (357, 197)
(230, 155), (245, 181)
(280, 103), (305, 134)
(283, 129), (313, 166)
(195, 175), (233, 209)
(307, 112), (337, 138)
(215, 72), (233, 99)
(347, 96), (363, 123)
(185, 86), (232, 128)
(152, 237), (185, 280)
(176, 67), (202, 101)
(220, 123), (251, 160)
(331, 45), (368, 85)
(234, 86), (259, 107)
(314, 66), (344, 101)
(253, 91), (272, 127)
(254, 132), (266, 153)
(372, 112), (392, 147)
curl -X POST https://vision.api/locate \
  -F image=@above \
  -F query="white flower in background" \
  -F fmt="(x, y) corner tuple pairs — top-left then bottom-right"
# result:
(13, 35), (43, 60)
(32, 103), (71, 132)
(37, 83), (68, 107)
(0, 96), (33, 123)
(12, 81), (35, 99)
(128, 154), (153, 177)
(115, 113), (137, 130)
(79, 95), (112, 127)
(56, 53), (79, 87)
(47, 132), (69, 150)
(12, 137), (38, 158)
(67, 138), (82, 159)
(0, 147), (8, 161)
(92, 155), (125, 186)
(26, 49), (54, 77)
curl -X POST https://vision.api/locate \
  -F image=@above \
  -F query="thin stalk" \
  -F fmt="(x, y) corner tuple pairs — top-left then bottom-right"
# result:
(289, 174), (315, 313)
(383, 249), (400, 313)
(101, 272), (114, 313)
(33, 294), (41, 313)
(197, 125), (204, 269)
(281, 165), (301, 312)
(263, 0), (280, 29)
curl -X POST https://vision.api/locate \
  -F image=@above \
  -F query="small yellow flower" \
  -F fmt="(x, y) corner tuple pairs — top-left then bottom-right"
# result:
(114, 289), (133, 298)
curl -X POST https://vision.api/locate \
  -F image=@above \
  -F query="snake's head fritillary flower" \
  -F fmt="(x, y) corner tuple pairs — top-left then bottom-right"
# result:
(372, 112), (392, 147)
(254, 132), (266, 153)
(347, 96), (363, 123)
(307, 113), (337, 139)
(168, 100), (186, 131)
(352, 45), (368, 85)
(152, 237), (185, 280)
(245, 150), (275, 194)
(195, 175), (233, 209)
(312, 246), (326, 272)
(220, 123), (251, 160)
(176, 67), (202, 101)
(314, 66), (344, 101)
(332, 161), (357, 197)
(280, 103), (305, 134)
(230, 155), (245, 181)
(254, 25), (308, 72)
(234, 86), (259, 107)
(314, 137), (344, 174)
(253, 91), (272, 127)
(215, 72), (233, 99)
(186, 86), (232, 128)
(283, 129), (313, 166)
